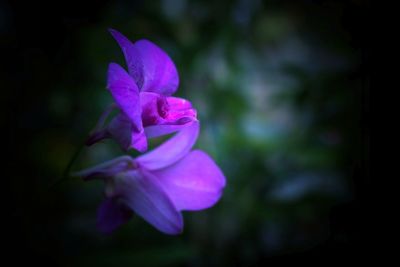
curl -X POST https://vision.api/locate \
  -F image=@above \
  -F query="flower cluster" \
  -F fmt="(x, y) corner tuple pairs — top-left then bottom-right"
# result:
(76, 29), (226, 235)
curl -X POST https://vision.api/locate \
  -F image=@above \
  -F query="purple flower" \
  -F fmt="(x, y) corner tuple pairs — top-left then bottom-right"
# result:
(76, 122), (226, 234)
(87, 29), (197, 152)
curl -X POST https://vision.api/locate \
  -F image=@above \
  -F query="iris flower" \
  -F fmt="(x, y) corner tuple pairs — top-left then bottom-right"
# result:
(76, 123), (226, 234)
(87, 29), (197, 152)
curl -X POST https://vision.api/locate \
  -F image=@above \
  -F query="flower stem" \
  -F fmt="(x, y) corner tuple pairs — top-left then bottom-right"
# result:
(49, 143), (84, 189)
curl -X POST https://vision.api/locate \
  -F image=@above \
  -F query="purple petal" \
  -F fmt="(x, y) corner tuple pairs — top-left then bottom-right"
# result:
(109, 29), (144, 88)
(85, 129), (110, 146)
(73, 155), (134, 180)
(167, 96), (193, 109)
(144, 120), (195, 138)
(153, 150), (226, 211)
(131, 131), (148, 153)
(161, 96), (197, 125)
(140, 93), (197, 137)
(109, 29), (179, 96)
(97, 198), (133, 234)
(86, 104), (117, 146)
(118, 170), (183, 235)
(137, 121), (199, 170)
(134, 39), (179, 96)
(107, 114), (147, 152)
(107, 63), (143, 132)
(140, 92), (167, 126)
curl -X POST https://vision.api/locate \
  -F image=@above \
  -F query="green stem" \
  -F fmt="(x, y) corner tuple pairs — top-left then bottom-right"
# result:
(49, 144), (84, 190)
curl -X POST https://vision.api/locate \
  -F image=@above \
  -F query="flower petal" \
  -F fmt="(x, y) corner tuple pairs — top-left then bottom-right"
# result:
(109, 29), (179, 96)
(140, 93), (197, 138)
(73, 155), (135, 180)
(118, 170), (183, 235)
(166, 96), (193, 110)
(107, 114), (147, 152)
(134, 39), (179, 96)
(97, 198), (133, 234)
(153, 150), (226, 211)
(140, 92), (167, 126)
(85, 103), (117, 146)
(137, 121), (199, 170)
(85, 129), (110, 146)
(107, 63), (143, 132)
(144, 121), (195, 139)
(109, 28), (144, 88)
(164, 96), (197, 121)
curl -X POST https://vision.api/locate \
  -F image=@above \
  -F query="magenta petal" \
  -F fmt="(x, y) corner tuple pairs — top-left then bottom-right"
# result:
(140, 92), (167, 126)
(107, 63), (143, 132)
(97, 198), (133, 234)
(107, 114), (147, 152)
(153, 150), (226, 211)
(119, 170), (183, 235)
(163, 96), (197, 124)
(164, 96), (197, 123)
(137, 121), (199, 170)
(134, 39), (179, 96)
(141, 93), (197, 137)
(109, 29), (144, 88)
(166, 96), (193, 110)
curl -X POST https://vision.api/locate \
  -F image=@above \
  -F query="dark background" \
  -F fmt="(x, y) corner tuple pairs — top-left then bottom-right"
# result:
(2, 0), (369, 265)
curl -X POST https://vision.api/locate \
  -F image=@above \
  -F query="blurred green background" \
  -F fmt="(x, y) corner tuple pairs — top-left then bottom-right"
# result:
(3, 0), (369, 265)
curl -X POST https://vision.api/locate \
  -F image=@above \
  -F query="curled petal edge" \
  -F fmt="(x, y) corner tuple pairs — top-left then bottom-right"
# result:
(137, 121), (200, 170)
